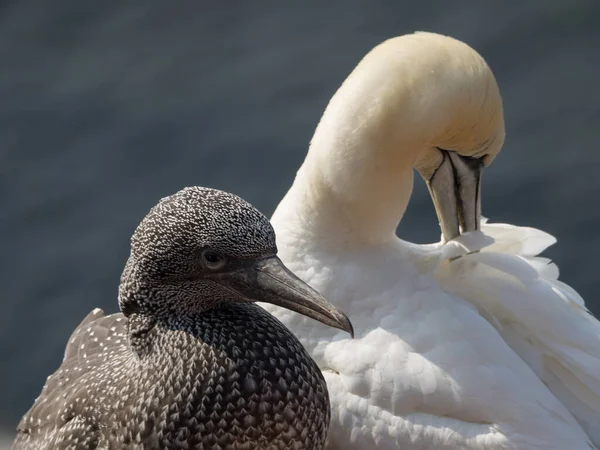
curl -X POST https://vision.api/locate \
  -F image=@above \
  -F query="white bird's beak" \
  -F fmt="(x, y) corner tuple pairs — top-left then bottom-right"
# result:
(424, 150), (483, 242)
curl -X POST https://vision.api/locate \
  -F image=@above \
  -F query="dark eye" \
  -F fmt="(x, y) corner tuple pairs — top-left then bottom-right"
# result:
(201, 250), (226, 270)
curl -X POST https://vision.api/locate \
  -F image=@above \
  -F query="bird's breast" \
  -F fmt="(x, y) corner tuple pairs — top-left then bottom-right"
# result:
(117, 303), (331, 449)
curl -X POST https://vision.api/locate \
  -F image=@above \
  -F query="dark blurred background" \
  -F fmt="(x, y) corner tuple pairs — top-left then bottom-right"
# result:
(1, 0), (599, 443)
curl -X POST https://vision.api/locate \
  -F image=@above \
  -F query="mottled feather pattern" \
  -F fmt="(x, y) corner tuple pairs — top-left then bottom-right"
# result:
(14, 187), (332, 450)
(15, 304), (329, 449)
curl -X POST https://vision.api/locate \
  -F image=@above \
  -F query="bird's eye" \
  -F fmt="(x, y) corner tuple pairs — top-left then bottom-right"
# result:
(201, 250), (226, 270)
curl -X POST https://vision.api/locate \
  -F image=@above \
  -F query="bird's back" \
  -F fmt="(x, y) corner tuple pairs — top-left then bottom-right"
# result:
(14, 308), (129, 449)
(436, 221), (600, 446)
(14, 303), (330, 450)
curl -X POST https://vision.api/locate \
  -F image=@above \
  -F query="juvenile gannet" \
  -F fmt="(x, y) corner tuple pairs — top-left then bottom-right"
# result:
(14, 187), (353, 450)
(259, 32), (600, 449)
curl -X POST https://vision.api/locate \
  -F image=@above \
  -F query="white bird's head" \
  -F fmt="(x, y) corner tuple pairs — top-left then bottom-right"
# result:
(284, 32), (505, 246)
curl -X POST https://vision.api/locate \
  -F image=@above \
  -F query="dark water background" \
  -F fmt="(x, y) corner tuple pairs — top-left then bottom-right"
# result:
(1, 0), (599, 439)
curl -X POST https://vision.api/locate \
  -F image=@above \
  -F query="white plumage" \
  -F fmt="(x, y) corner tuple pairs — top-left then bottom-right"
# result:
(259, 32), (600, 449)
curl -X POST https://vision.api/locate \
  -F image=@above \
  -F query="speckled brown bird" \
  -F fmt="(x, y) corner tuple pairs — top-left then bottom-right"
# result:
(13, 186), (353, 450)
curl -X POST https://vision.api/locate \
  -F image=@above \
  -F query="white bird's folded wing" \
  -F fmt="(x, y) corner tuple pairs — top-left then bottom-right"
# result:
(436, 221), (600, 446)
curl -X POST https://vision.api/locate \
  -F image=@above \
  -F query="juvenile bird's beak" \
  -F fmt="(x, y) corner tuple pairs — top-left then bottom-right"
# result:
(215, 256), (354, 337)
(423, 150), (483, 242)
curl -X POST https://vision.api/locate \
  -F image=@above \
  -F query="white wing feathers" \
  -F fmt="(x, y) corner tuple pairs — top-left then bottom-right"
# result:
(436, 220), (600, 445)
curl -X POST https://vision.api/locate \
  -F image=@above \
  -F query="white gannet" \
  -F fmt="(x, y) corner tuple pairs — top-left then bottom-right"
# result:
(259, 32), (600, 449)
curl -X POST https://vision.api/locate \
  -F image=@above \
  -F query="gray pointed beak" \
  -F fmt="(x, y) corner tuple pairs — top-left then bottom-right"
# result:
(423, 150), (483, 242)
(215, 256), (354, 337)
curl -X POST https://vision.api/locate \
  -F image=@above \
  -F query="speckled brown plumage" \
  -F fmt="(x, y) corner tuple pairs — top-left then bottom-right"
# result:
(13, 187), (335, 450)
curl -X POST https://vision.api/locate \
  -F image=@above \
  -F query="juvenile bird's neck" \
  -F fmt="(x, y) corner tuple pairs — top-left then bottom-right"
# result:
(125, 306), (221, 358)
(127, 313), (156, 358)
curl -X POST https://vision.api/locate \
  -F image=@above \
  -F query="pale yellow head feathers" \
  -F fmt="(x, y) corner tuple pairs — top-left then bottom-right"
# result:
(307, 31), (505, 181)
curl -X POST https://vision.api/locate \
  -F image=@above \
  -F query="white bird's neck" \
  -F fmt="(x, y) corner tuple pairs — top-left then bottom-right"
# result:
(273, 120), (419, 252)
(273, 64), (424, 251)
(274, 166), (413, 252)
